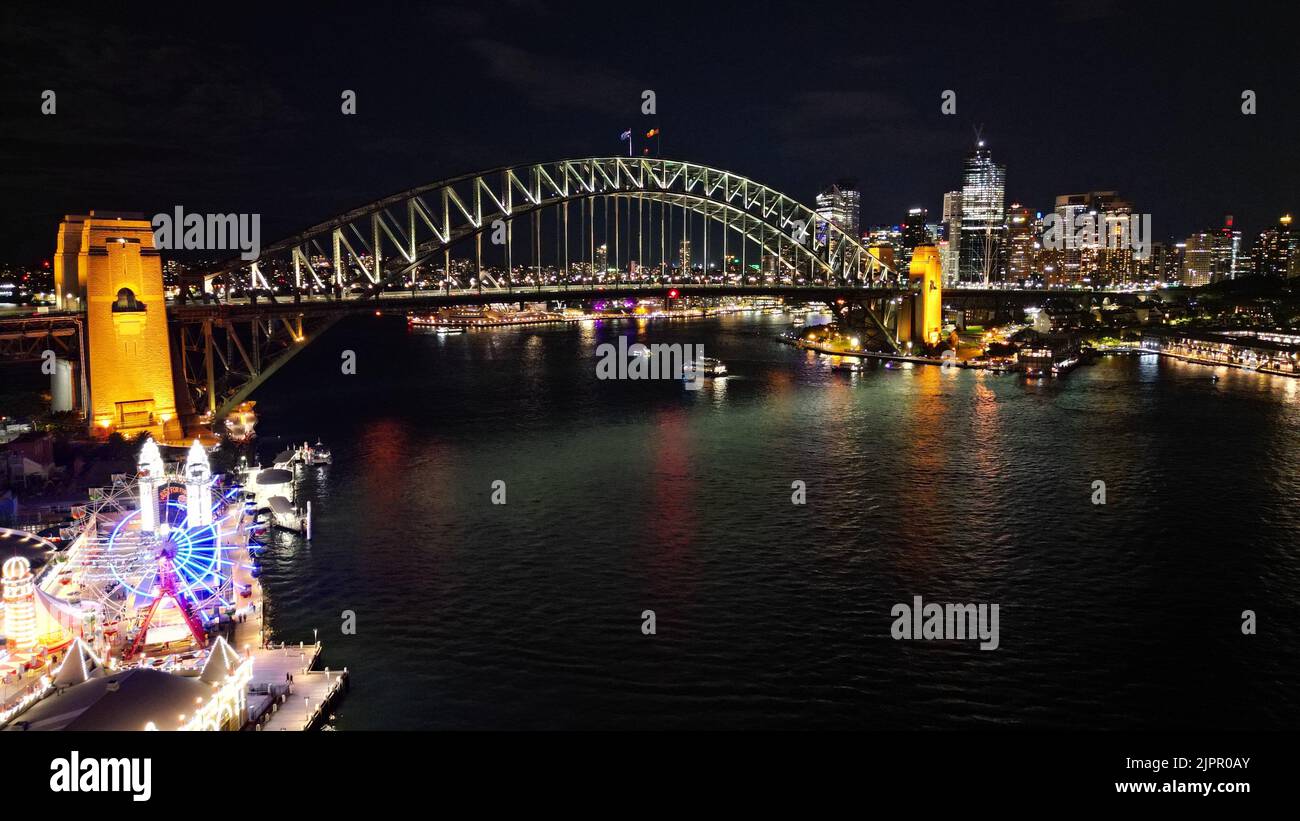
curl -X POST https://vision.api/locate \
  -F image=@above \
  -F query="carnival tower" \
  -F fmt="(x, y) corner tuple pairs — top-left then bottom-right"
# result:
(2, 556), (38, 651)
(185, 439), (213, 528)
(137, 436), (165, 536)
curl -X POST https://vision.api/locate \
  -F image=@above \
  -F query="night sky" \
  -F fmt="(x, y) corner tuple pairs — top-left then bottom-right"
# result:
(0, 0), (1295, 265)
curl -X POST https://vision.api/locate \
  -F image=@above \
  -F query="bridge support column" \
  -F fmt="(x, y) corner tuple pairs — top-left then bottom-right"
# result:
(904, 244), (943, 349)
(62, 211), (183, 441)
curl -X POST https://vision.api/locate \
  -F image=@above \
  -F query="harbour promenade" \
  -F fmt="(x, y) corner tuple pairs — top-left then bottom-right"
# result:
(227, 505), (349, 730)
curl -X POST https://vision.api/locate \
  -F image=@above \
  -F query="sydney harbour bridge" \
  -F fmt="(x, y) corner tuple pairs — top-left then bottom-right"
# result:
(1, 157), (1097, 438)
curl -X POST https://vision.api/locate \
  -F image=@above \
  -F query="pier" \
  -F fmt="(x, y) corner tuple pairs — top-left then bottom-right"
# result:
(228, 503), (348, 730)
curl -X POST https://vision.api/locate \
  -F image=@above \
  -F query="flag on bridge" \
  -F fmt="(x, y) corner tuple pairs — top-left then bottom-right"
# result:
(619, 129), (632, 156)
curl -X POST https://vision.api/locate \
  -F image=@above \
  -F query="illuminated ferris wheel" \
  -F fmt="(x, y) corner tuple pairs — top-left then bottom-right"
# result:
(65, 440), (242, 641)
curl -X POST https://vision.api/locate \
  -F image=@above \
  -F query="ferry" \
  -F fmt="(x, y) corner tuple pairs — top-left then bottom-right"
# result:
(408, 315), (465, 334)
(685, 356), (728, 378)
(833, 360), (867, 373)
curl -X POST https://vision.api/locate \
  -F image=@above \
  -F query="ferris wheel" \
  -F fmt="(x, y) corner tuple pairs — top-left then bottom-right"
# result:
(65, 473), (242, 625)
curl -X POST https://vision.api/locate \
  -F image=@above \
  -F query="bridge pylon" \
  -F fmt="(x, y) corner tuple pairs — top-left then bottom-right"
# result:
(56, 212), (183, 441)
(897, 244), (943, 349)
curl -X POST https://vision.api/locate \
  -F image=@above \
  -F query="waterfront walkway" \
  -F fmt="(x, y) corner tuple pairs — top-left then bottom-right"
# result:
(228, 508), (348, 730)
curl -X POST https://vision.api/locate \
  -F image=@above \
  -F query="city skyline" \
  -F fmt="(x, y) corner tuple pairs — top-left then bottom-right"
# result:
(0, 4), (1295, 265)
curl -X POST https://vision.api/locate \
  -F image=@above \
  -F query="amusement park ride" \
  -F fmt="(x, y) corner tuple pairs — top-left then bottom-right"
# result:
(58, 438), (244, 661)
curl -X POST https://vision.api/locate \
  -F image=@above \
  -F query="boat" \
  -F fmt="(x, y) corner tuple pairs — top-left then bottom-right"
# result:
(268, 495), (311, 534)
(408, 315), (466, 333)
(833, 361), (866, 373)
(684, 356), (727, 378)
(225, 401), (258, 443)
(303, 441), (332, 465)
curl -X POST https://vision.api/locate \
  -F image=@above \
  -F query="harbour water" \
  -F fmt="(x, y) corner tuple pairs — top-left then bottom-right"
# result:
(250, 313), (1300, 730)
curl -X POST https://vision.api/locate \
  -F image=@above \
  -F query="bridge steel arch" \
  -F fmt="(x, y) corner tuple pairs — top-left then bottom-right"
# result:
(194, 157), (900, 299)
(176, 158), (909, 427)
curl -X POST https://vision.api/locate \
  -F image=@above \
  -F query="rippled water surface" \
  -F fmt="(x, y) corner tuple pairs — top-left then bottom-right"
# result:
(250, 314), (1300, 729)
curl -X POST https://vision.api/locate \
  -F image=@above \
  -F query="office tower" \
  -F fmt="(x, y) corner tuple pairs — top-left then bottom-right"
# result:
(957, 143), (1006, 285)
(900, 208), (931, 270)
(1005, 204), (1037, 285)
(941, 190), (962, 284)
(1212, 215), (1243, 281)
(814, 180), (861, 253)
(1096, 194), (1135, 287)
(1183, 233), (1214, 286)
(1051, 191), (1136, 286)
(1254, 214), (1298, 278)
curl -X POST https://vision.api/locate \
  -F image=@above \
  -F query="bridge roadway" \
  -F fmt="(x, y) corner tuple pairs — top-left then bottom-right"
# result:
(163, 283), (1128, 320)
(167, 283), (903, 320)
(0, 284), (1138, 323)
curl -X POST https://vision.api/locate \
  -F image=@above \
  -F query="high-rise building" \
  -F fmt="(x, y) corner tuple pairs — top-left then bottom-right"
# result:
(1050, 191), (1137, 286)
(861, 224), (899, 273)
(900, 207), (931, 271)
(1182, 232), (1214, 286)
(814, 180), (861, 252)
(1005, 204), (1037, 285)
(941, 190), (962, 285)
(957, 143), (1006, 285)
(1138, 241), (1177, 284)
(1212, 215), (1243, 282)
(1254, 214), (1298, 278)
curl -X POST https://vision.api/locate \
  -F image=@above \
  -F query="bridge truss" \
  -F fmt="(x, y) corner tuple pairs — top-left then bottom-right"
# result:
(190, 157), (901, 301)
(173, 158), (911, 425)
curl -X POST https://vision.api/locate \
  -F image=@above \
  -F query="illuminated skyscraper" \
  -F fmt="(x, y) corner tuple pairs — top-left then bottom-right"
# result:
(815, 180), (861, 252)
(1183, 233), (1214, 286)
(900, 207), (930, 270)
(1005, 204), (1037, 285)
(1212, 216), (1243, 282)
(1254, 215), (1298, 278)
(941, 190), (962, 284)
(1051, 191), (1136, 286)
(957, 144), (1006, 284)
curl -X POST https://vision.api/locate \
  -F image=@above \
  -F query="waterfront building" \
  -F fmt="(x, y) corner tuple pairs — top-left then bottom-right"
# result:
(4, 636), (252, 731)
(958, 143), (1006, 285)
(1142, 327), (1300, 374)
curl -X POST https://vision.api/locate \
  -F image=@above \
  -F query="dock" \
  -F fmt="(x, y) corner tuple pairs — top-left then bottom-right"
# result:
(226, 504), (348, 730)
